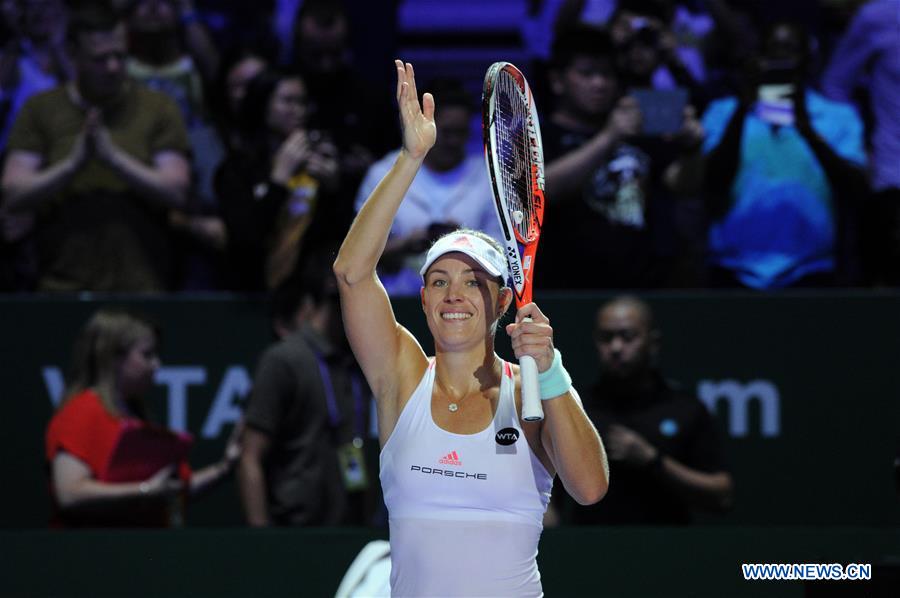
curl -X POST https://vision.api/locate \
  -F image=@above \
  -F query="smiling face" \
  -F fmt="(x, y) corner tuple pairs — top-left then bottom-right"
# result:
(421, 253), (511, 352)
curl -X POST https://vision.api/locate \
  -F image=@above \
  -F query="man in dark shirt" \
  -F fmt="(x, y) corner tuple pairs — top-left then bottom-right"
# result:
(237, 257), (374, 526)
(574, 296), (733, 524)
(1, 5), (190, 292)
(540, 25), (703, 289)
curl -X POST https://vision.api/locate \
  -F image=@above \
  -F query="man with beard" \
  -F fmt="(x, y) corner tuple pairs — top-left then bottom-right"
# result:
(1, 3), (189, 291)
(573, 295), (733, 524)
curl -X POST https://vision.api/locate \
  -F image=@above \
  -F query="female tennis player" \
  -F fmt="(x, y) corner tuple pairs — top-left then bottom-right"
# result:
(333, 61), (609, 597)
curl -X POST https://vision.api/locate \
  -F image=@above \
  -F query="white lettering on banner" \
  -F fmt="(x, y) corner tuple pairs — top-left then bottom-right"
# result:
(154, 367), (206, 432)
(698, 379), (781, 437)
(201, 366), (251, 438)
(43, 365), (251, 438)
(42, 367), (65, 407)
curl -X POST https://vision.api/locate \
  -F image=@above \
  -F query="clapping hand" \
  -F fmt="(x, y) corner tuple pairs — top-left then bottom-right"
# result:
(72, 108), (124, 169)
(271, 130), (312, 185)
(396, 60), (436, 161)
(604, 424), (658, 467)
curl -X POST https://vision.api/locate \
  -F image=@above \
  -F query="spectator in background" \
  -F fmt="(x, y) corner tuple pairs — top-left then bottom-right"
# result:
(210, 47), (267, 152)
(354, 78), (503, 296)
(215, 69), (339, 291)
(125, 0), (227, 290)
(0, 0), (71, 290)
(291, 0), (398, 235)
(609, 0), (706, 103)
(573, 296), (733, 524)
(821, 0), (900, 286)
(539, 26), (704, 289)
(700, 21), (866, 289)
(0, 0), (72, 150)
(238, 254), (376, 526)
(46, 308), (239, 528)
(0, 4), (190, 292)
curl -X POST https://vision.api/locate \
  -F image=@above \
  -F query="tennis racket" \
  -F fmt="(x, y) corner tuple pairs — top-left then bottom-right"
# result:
(482, 62), (546, 422)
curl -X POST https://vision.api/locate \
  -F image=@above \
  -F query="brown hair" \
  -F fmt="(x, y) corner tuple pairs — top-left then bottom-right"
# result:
(62, 308), (158, 418)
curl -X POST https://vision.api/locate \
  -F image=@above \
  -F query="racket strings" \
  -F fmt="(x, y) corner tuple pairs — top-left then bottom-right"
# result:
(494, 72), (536, 242)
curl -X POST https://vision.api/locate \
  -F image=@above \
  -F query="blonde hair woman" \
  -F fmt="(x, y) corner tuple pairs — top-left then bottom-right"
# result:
(333, 61), (609, 597)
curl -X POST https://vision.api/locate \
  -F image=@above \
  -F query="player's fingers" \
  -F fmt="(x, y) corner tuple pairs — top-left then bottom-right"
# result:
(395, 59), (405, 101)
(406, 62), (419, 104)
(422, 92), (435, 121)
(516, 302), (548, 325)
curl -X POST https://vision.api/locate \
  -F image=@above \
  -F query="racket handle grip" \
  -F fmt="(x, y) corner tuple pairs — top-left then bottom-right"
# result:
(519, 354), (543, 422)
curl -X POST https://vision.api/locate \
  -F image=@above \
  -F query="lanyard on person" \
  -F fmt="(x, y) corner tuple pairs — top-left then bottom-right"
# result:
(314, 353), (365, 440)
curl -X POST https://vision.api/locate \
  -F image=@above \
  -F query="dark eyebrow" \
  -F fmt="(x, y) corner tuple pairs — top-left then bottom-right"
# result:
(428, 268), (480, 276)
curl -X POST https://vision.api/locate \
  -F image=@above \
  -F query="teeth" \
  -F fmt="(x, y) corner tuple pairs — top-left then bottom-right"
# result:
(442, 312), (472, 320)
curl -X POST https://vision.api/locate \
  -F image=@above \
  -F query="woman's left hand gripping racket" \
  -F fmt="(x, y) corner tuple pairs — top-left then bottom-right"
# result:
(482, 62), (547, 422)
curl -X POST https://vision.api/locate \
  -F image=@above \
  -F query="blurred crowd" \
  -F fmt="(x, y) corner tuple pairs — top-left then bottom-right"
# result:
(34, 0), (900, 531)
(0, 0), (897, 295)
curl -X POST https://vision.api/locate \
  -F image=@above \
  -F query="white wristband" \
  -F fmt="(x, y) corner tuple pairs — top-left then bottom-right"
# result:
(538, 349), (572, 400)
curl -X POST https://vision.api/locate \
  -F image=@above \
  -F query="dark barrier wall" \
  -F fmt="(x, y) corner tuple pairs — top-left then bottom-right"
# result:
(4, 528), (899, 597)
(3, 293), (899, 528)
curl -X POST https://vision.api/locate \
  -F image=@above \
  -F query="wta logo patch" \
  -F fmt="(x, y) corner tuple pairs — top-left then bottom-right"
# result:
(439, 451), (462, 466)
(495, 428), (520, 446)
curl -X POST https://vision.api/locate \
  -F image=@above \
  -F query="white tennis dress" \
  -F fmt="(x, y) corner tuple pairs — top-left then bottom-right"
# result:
(380, 359), (553, 597)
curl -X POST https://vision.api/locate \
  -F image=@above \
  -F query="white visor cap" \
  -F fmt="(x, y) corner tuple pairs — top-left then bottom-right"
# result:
(419, 232), (508, 281)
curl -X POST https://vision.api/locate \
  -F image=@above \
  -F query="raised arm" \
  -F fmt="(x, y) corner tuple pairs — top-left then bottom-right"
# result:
(507, 303), (609, 505)
(332, 61), (434, 441)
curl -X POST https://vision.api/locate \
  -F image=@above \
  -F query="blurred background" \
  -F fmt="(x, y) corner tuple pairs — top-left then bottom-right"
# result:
(1, 0), (899, 596)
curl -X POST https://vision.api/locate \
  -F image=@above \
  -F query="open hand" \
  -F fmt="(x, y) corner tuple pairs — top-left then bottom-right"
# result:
(395, 60), (436, 160)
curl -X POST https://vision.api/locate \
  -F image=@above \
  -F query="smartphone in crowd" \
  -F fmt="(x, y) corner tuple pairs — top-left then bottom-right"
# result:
(630, 87), (688, 136)
(755, 58), (799, 126)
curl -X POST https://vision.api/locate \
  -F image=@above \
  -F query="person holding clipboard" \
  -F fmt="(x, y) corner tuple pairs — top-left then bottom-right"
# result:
(45, 309), (239, 528)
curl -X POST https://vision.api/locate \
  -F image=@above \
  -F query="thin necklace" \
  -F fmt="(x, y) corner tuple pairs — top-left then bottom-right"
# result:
(443, 358), (501, 413)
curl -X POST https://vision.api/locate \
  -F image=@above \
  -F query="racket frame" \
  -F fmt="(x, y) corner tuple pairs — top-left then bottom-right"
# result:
(482, 61), (547, 422)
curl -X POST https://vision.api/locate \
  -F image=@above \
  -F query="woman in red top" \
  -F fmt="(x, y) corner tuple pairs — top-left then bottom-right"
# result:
(46, 309), (239, 527)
